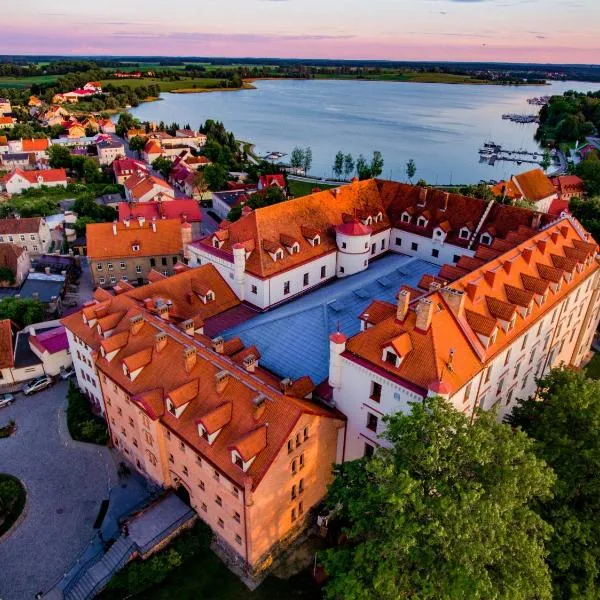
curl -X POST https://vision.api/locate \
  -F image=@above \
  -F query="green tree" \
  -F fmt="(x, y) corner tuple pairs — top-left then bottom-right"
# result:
(303, 147), (313, 175)
(128, 135), (146, 156)
(290, 147), (305, 171)
(508, 367), (600, 599)
(203, 163), (229, 191)
(343, 153), (355, 180)
(0, 267), (15, 285)
(152, 156), (172, 180)
(322, 397), (554, 600)
(191, 170), (209, 200)
(115, 112), (139, 138)
(48, 145), (72, 169)
(333, 151), (345, 179)
(576, 153), (600, 197)
(355, 154), (371, 180)
(0, 298), (45, 327)
(569, 196), (600, 242)
(406, 158), (417, 182)
(370, 151), (384, 178)
(540, 149), (552, 171)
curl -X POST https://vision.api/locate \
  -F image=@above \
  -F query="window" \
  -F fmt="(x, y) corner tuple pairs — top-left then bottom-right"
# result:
(179, 441), (186, 452)
(183, 465), (188, 476)
(521, 334), (529, 351)
(395, 237), (402, 246)
(120, 261), (126, 269)
(291, 485), (297, 500)
(168, 453), (174, 463)
(234, 511), (241, 523)
(303, 273), (309, 287)
(287, 440), (293, 454)
(291, 508), (297, 522)
(129, 417), (134, 428)
(459, 228), (469, 239)
(283, 281), (290, 295)
(166, 430), (171, 440)
(484, 366), (492, 383)
(385, 350), (397, 365)
(251, 285), (257, 295)
(299, 453), (305, 470)
(514, 362), (521, 378)
(463, 382), (472, 404)
(342, 242), (347, 249)
(110, 276), (116, 284)
(232, 487), (239, 499)
(401, 213), (410, 223)
(132, 244), (140, 252)
(431, 248), (439, 258)
(370, 381), (382, 402)
(7, 236), (12, 242)
(235, 534), (242, 545)
(135, 265), (142, 274)
(117, 407), (122, 416)
(107, 262), (113, 271)
(234, 454), (243, 468)
(296, 433), (301, 448)
(32, 246), (38, 252)
(199, 480), (205, 491)
(506, 388), (515, 406)
(381, 239), (386, 250)
(299, 501), (304, 516)
(339, 266), (345, 274)
(213, 470), (220, 482)
(504, 349), (511, 366)
(303, 427), (309, 441)
(291, 459), (297, 475)
(299, 478), (304, 494)
(453, 254), (460, 263)
(496, 378), (504, 396)
(320, 265), (326, 279)
(366, 412), (378, 432)
(481, 233), (492, 245)
(364, 442), (375, 458)
(150, 258), (156, 267)
(161, 257), (167, 266)
(20, 235), (25, 241)
(417, 217), (426, 227)
(411, 242), (418, 251)
(97, 263), (103, 271)
(201, 502), (207, 512)
(218, 518), (224, 529)
(216, 495), (222, 506)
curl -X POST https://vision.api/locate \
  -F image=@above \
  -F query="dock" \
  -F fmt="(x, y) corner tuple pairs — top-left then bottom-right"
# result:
(478, 142), (545, 167)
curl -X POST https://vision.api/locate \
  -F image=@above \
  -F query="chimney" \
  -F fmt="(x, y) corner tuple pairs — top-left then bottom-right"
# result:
(537, 240), (547, 254)
(329, 331), (347, 389)
(429, 281), (442, 293)
(182, 319), (195, 337)
(183, 346), (196, 373)
(124, 218), (130, 228)
(151, 221), (156, 233)
(215, 370), (230, 394)
(522, 248), (533, 264)
(484, 270), (496, 287)
(503, 260), (512, 274)
(252, 395), (266, 420)
(440, 287), (465, 318)
(156, 303), (169, 320)
(243, 353), (258, 373)
(550, 231), (559, 244)
(129, 314), (144, 335)
(415, 298), (433, 332)
(154, 332), (167, 353)
(419, 187), (427, 206)
(396, 289), (410, 321)
(112, 221), (117, 236)
(137, 216), (145, 227)
(466, 281), (478, 301)
(531, 213), (542, 229)
(212, 336), (224, 354)
(441, 192), (450, 211)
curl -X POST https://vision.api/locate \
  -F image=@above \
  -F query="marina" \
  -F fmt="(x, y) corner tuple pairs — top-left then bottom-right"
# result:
(478, 142), (545, 166)
(501, 113), (540, 124)
(527, 95), (551, 106)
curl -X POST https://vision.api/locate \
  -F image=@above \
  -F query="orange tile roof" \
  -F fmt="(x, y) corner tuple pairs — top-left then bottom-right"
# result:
(513, 168), (557, 202)
(345, 217), (599, 395)
(0, 216), (43, 235)
(86, 218), (183, 260)
(21, 138), (49, 152)
(230, 425), (268, 462)
(360, 300), (396, 325)
(0, 319), (14, 369)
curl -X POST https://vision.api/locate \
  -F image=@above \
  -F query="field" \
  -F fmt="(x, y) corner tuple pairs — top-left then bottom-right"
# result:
(313, 71), (484, 84)
(288, 178), (339, 198)
(0, 75), (58, 88)
(99, 77), (229, 92)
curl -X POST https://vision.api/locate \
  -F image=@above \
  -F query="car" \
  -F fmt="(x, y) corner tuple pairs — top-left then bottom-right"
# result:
(59, 366), (75, 380)
(0, 393), (15, 409)
(22, 375), (53, 396)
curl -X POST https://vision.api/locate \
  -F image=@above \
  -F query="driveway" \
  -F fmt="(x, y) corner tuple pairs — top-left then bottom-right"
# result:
(0, 381), (148, 600)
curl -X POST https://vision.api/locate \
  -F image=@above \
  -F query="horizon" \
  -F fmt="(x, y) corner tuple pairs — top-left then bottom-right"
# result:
(4, 0), (599, 63)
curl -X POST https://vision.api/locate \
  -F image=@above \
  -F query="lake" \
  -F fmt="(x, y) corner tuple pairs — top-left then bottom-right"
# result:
(128, 79), (600, 184)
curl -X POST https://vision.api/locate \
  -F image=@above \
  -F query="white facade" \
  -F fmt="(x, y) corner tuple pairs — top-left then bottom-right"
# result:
(97, 143), (125, 166)
(391, 227), (475, 266)
(5, 173), (67, 195)
(332, 269), (600, 461)
(65, 328), (105, 415)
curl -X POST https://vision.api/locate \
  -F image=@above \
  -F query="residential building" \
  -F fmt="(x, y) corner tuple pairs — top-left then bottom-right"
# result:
(124, 174), (175, 203)
(113, 158), (148, 185)
(0, 153), (35, 171)
(188, 179), (553, 310)
(98, 118), (116, 134)
(258, 174), (286, 193)
(0, 135), (7, 154)
(551, 175), (585, 201)
(212, 190), (251, 220)
(118, 199), (202, 240)
(0, 98), (11, 115)
(142, 139), (163, 163)
(97, 139), (125, 166)
(493, 168), (558, 213)
(61, 268), (343, 571)
(330, 216), (600, 460)
(18, 271), (67, 316)
(61, 263), (241, 418)
(28, 96), (42, 108)
(4, 168), (67, 195)
(0, 117), (16, 130)
(0, 217), (52, 255)
(0, 243), (31, 287)
(86, 218), (185, 288)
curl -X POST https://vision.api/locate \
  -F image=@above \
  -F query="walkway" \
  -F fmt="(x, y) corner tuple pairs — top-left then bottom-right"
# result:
(0, 381), (151, 600)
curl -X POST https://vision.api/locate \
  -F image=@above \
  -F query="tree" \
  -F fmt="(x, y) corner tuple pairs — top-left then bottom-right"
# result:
(48, 145), (72, 169)
(192, 170), (209, 200)
(569, 195), (600, 242)
(0, 267), (15, 285)
(576, 153), (600, 197)
(128, 135), (146, 156)
(355, 154), (371, 180)
(343, 153), (355, 180)
(406, 158), (417, 182)
(507, 367), (600, 599)
(322, 397), (554, 600)
(333, 151), (344, 179)
(303, 147), (313, 176)
(370, 151), (384, 178)
(0, 298), (45, 327)
(203, 163), (229, 192)
(290, 147), (305, 172)
(540, 149), (552, 171)
(152, 156), (172, 180)
(115, 112), (139, 138)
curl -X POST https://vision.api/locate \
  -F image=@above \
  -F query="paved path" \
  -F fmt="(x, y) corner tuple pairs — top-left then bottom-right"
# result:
(0, 382), (149, 600)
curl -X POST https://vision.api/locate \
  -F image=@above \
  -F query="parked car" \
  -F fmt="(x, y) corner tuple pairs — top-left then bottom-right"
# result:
(0, 393), (15, 409)
(22, 375), (53, 396)
(60, 366), (75, 380)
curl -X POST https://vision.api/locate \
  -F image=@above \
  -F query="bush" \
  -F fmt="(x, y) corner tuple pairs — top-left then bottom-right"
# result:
(103, 520), (213, 598)
(0, 474), (26, 537)
(66, 381), (108, 445)
(0, 420), (16, 439)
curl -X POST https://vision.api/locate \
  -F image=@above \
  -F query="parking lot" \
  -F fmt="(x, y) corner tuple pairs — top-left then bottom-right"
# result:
(0, 381), (146, 600)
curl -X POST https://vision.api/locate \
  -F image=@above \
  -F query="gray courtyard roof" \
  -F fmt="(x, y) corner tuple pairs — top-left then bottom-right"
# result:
(224, 253), (440, 385)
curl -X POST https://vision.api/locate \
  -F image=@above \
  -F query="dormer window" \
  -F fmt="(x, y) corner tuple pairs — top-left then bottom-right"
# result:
(309, 235), (320, 247)
(459, 227), (470, 240)
(290, 243), (300, 254)
(489, 329), (498, 345)
(122, 363), (129, 376)
(374, 211), (383, 223)
(401, 212), (411, 223)
(275, 249), (283, 260)
(480, 233), (492, 245)
(167, 399), (176, 416)
(508, 314), (517, 330)
(385, 350), (398, 365)
(132, 243), (140, 252)
(417, 217), (427, 228)
(234, 454), (243, 468)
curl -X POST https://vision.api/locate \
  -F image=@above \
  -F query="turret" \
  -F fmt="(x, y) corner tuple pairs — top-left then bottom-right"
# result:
(232, 243), (246, 301)
(328, 331), (347, 389)
(335, 219), (372, 278)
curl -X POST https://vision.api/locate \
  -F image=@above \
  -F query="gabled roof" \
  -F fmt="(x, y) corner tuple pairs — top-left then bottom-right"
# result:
(6, 168), (67, 185)
(118, 200), (202, 224)
(0, 217), (43, 235)
(513, 168), (557, 202)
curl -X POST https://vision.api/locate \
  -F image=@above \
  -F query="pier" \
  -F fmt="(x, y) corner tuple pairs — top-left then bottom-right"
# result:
(501, 113), (539, 124)
(478, 142), (544, 167)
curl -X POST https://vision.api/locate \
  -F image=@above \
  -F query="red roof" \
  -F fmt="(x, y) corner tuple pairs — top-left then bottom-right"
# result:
(30, 327), (69, 354)
(547, 199), (570, 217)
(259, 174), (286, 188)
(113, 158), (148, 179)
(336, 219), (372, 236)
(7, 168), (67, 185)
(118, 200), (202, 224)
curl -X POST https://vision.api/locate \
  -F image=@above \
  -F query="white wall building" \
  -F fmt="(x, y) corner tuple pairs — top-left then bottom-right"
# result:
(0, 217), (52, 255)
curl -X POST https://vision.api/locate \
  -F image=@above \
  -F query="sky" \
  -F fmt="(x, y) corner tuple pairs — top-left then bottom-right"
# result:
(3, 0), (599, 63)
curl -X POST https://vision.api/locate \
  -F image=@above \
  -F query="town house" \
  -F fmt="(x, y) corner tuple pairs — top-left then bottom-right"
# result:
(0, 217), (52, 255)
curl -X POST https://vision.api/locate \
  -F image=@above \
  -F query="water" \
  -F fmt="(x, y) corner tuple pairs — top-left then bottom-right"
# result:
(128, 79), (599, 184)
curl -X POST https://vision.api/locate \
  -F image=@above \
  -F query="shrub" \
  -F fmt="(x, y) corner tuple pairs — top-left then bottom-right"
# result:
(0, 474), (26, 537)
(66, 382), (108, 445)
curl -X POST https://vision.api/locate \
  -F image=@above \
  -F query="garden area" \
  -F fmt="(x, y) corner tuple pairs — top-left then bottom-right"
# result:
(66, 382), (108, 445)
(0, 474), (26, 538)
(0, 419), (16, 439)
(98, 520), (322, 600)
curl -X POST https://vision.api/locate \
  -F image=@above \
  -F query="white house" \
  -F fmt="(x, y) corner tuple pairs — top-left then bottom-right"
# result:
(97, 139), (125, 166)
(4, 168), (67, 195)
(0, 217), (52, 255)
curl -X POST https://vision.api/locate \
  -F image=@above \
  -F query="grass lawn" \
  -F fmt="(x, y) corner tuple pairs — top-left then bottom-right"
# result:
(0, 75), (59, 88)
(585, 353), (600, 379)
(288, 179), (340, 198)
(141, 551), (322, 600)
(99, 78), (227, 92)
(0, 474), (26, 538)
